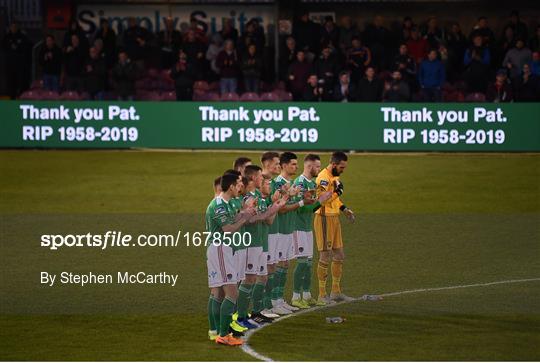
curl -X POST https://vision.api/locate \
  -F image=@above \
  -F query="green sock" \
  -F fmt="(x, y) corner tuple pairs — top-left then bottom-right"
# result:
(293, 258), (307, 294)
(219, 297), (236, 337)
(272, 267), (284, 300)
(237, 283), (253, 319)
(278, 266), (288, 299)
(264, 273), (274, 308)
(209, 296), (221, 332)
(208, 295), (216, 331)
(251, 282), (266, 313)
(303, 258), (313, 294)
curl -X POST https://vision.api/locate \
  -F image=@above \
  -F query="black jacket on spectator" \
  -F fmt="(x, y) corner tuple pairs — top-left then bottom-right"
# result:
(84, 57), (107, 95)
(112, 61), (137, 97)
(170, 61), (194, 100)
(334, 82), (356, 102)
(216, 50), (240, 78)
(288, 61), (313, 100)
(486, 81), (513, 102)
(39, 45), (62, 75)
(2, 29), (31, 98)
(303, 84), (324, 102)
(158, 29), (182, 69)
(183, 40), (208, 80)
(356, 77), (384, 101)
(293, 18), (321, 53)
(363, 23), (391, 69)
(315, 55), (339, 94)
(513, 74), (540, 101)
(94, 27), (117, 68)
(63, 27), (89, 53)
(383, 80), (411, 102)
(445, 31), (467, 81)
(123, 25), (151, 62)
(278, 46), (297, 81)
(241, 54), (263, 79)
(463, 59), (491, 93)
(64, 46), (85, 77)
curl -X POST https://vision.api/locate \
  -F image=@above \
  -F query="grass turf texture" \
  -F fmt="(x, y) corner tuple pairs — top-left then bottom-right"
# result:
(0, 150), (539, 361)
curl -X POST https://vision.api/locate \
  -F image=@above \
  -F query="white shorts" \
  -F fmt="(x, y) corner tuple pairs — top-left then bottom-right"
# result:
(245, 246), (263, 275)
(277, 233), (295, 262)
(257, 252), (268, 276)
(207, 244), (237, 288)
(293, 230), (314, 258)
(267, 233), (280, 264)
(234, 248), (247, 281)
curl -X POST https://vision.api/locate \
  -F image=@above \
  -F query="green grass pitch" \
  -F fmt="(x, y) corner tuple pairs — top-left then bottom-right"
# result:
(0, 150), (539, 361)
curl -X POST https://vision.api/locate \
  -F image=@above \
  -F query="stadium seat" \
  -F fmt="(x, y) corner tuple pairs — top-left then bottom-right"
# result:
(160, 91), (176, 101)
(41, 90), (60, 100)
(260, 92), (280, 102)
(275, 90), (293, 101)
(208, 82), (220, 91)
(465, 92), (486, 102)
(205, 92), (221, 101)
(19, 90), (43, 100)
(194, 81), (209, 91)
(30, 79), (43, 90)
(221, 92), (240, 101)
(60, 91), (80, 100)
(240, 92), (260, 102)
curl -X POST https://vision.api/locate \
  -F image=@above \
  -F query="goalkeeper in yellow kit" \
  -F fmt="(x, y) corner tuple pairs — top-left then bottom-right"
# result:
(313, 151), (355, 304)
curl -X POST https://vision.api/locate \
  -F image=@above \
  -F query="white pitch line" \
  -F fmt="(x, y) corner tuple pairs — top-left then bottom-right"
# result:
(241, 277), (540, 362)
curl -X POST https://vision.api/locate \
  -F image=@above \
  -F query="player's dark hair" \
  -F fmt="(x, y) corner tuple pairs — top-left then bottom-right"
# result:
(280, 151), (297, 165)
(220, 173), (238, 192)
(223, 169), (241, 178)
(214, 176), (222, 187)
(244, 164), (262, 180)
(261, 151), (279, 163)
(262, 173), (272, 180)
(241, 176), (249, 187)
(304, 154), (320, 162)
(331, 151), (348, 164)
(233, 157), (251, 171)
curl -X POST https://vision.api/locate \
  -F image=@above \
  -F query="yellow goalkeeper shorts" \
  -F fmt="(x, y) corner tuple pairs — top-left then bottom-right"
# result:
(314, 214), (343, 251)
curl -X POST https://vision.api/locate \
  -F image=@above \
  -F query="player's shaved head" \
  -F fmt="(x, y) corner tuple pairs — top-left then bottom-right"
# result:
(304, 154), (321, 178)
(261, 151), (279, 163)
(244, 164), (262, 180)
(261, 151), (281, 176)
(304, 154), (320, 162)
(223, 169), (241, 178)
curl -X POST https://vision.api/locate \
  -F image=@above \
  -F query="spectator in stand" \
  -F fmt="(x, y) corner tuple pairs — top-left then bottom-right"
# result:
(356, 66), (384, 101)
(418, 49), (445, 102)
(2, 22), (31, 99)
(241, 44), (263, 93)
(112, 50), (137, 101)
(315, 45), (339, 99)
(363, 15), (391, 70)
(219, 19), (239, 43)
(400, 16), (415, 43)
(463, 49), (490, 94)
(407, 27), (429, 65)
(170, 50), (194, 101)
(497, 26), (516, 68)
(250, 18), (266, 50)
(303, 74), (324, 101)
(513, 63), (539, 101)
(503, 39), (532, 80)
(339, 16), (360, 53)
(505, 10), (528, 42)
(39, 34), (62, 92)
(393, 43), (416, 88)
(63, 34), (86, 91)
(188, 18), (208, 44)
(486, 69), (513, 102)
(183, 30), (208, 80)
(347, 37), (371, 83)
(423, 16), (444, 49)
(383, 70), (411, 102)
(238, 20), (260, 56)
(216, 39), (240, 94)
(464, 35), (491, 66)
(293, 11), (321, 55)
(531, 52), (540, 76)
(84, 46), (106, 100)
(93, 18), (117, 69)
(469, 17), (495, 50)
(206, 33), (223, 80)
(288, 50), (313, 100)
(123, 17), (151, 70)
(334, 71), (356, 102)
(63, 19), (89, 54)
(320, 16), (340, 51)
(445, 23), (467, 81)
(158, 17), (182, 70)
(279, 36), (297, 81)
(530, 26), (540, 52)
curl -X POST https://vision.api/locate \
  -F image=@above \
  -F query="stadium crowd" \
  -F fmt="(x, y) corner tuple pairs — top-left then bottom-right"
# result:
(3, 10), (540, 102)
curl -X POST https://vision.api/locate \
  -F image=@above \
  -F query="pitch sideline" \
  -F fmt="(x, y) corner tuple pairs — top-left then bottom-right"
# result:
(241, 277), (540, 362)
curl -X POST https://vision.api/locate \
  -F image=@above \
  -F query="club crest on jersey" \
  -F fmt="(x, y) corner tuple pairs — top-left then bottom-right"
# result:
(320, 180), (329, 187)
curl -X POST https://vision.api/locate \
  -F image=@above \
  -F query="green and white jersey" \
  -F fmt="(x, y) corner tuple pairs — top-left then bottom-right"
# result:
(293, 174), (317, 232)
(205, 196), (235, 244)
(243, 189), (265, 248)
(260, 197), (270, 252)
(228, 196), (245, 251)
(268, 178), (280, 234)
(274, 174), (296, 235)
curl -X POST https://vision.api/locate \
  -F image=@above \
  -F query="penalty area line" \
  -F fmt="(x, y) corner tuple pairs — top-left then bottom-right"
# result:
(241, 277), (540, 362)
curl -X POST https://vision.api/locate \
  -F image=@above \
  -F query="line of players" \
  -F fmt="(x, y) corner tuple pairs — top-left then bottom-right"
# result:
(206, 151), (355, 346)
